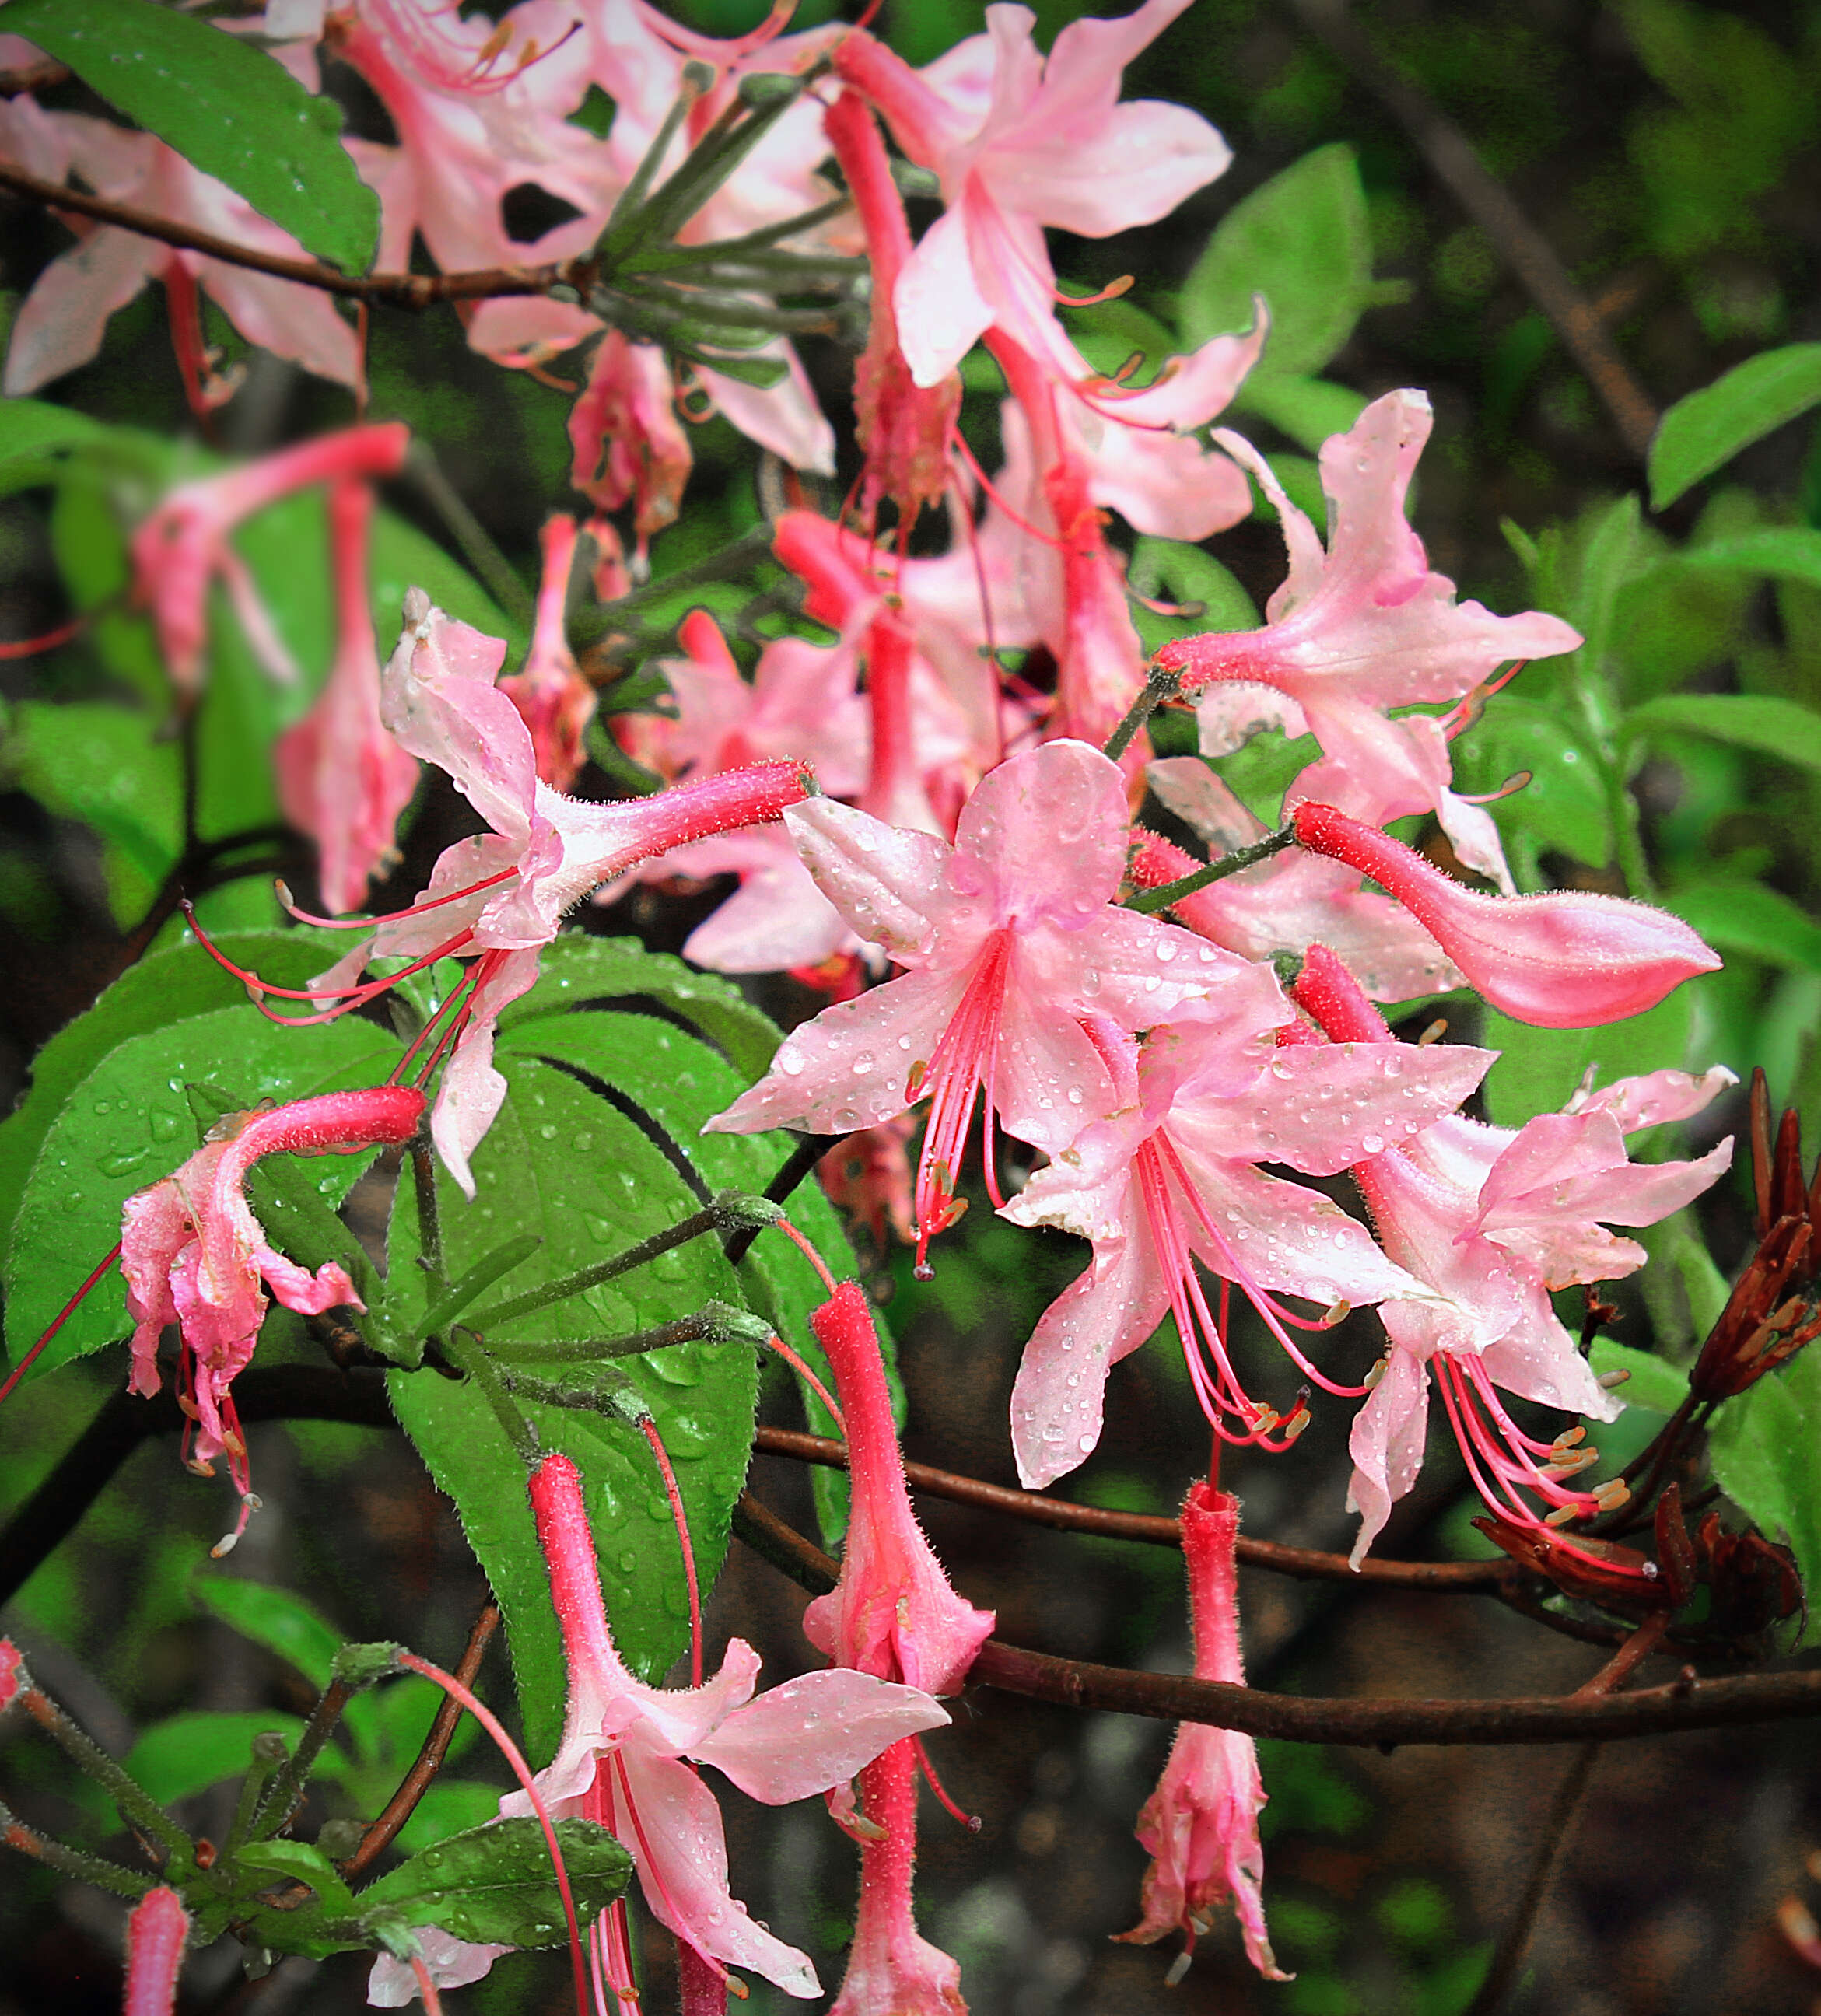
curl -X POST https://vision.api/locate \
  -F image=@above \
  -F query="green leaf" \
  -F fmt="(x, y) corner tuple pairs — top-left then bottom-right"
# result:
(191, 1575), (347, 1694)
(0, 930), (338, 1255)
(1127, 537), (1259, 658)
(499, 934), (783, 1080)
(385, 1056), (757, 1762)
(1708, 1346), (1821, 1603)
(1620, 692), (1821, 774)
(1182, 145), (1372, 377)
(2, 1005), (398, 1381)
(121, 1711), (311, 1808)
(1231, 375), (1369, 454)
(1676, 525), (1821, 592)
(1588, 1339), (1689, 1416)
(236, 1839), (359, 1917)
(0, 397), (110, 494)
(358, 1816), (631, 1946)
(1664, 880), (1821, 974)
(500, 1005), (874, 1542)
(1450, 696), (1610, 866)
(6, 701), (182, 924)
(2, 0), (378, 271)
(1480, 987), (1693, 1129)
(1648, 344), (1821, 509)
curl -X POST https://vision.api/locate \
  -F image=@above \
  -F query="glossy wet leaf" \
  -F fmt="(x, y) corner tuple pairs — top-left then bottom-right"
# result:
(385, 1055), (756, 1762)
(3, 0), (379, 271)
(1621, 691), (1821, 775)
(1648, 344), (1821, 509)
(358, 1816), (631, 1945)
(1480, 987), (1693, 1129)
(1708, 1344), (1821, 1604)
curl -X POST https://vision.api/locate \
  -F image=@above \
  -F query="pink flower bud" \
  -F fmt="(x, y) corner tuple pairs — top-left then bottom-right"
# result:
(124, 1887), (191, 2016)
(1292, 803), (1719, 1027)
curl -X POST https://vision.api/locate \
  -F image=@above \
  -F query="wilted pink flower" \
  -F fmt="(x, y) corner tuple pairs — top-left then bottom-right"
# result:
(129, 423), (410, 698)
(707, 741), (1241, 1267)
(835, 1), (1231, 389)
(0, 109), (359, 403)
(275, 479), (420, 914)
(1157, 392), (1581, 888)
(1290, 943), (1732, 1563)
(121, 1086), (424, 1542)
(1291, 801), (1722, 1027)
(124, 1886), (191, 2016)
(803, 1283), (995, 1693)
(498, 514), (597, 790)
(1115, 1482), (1287, 1981)
(1134, 758), (1462, 1000)
(568, 332), (695, 562)
(1000, 996), (1490, 1489)
(496, 1452), (946, 2001)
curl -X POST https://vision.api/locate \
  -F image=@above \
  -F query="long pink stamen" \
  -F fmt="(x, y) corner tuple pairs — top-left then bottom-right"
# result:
(278, 864), (521, 929)
(408, 1956), (446, 2016)
(912, 1734), (979, 1832)
(947, 433), (1072, 552)
(387, 968), (478, 1087)
(0, 614), (86, 660)
(912, 934), (1012, 1272)
(396, 1650), (590, 2016)
(0, 1241), (123, 1408)
(636, 1415), (701, 1689)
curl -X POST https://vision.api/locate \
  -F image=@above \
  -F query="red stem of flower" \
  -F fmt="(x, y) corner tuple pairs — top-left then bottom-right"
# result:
(636, 1415), (702, 1688)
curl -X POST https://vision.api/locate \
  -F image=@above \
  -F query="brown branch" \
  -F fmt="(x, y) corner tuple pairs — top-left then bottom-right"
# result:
(340, 1601), (502, 1881)
(732, 1490), (1821, 1748)
(0, 160), (586, 307)
(1281, 0), (1659, 458)
(755, 1424), (1507, 1587)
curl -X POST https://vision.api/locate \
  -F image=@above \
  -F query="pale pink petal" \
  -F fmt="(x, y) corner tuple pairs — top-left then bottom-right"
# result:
(697, 344), (837, 475)
(1571, 1065), (1737, 1132)
(952, 737), (1129, 919)
(5, 228), (163, 395)
(1346, 1347), (1430, 1566)
(1193, 681), (1309, 756)
(692, 1671), (948, 1804)
(893, 200), (996, 389)
(431, 949), (542, 1199)
(786, 797), (962, 963)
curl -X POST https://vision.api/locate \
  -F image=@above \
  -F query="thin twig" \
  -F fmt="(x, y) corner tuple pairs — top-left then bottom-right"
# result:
(0, 160), (584, 306)
(731, 1492), (1821, 1748)
(1281, 0), (1659, 457)
(341, 1601), (501, 1879)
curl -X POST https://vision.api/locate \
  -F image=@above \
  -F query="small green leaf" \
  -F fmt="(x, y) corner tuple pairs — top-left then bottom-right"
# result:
(358, 1816), (631, 1946)
(1677, 525), (1821, 592)
(1620, 691), (1821, 774)
(1450, 696), (1610, 866)
(1648, 344), (1821, 509)
(1181, 144), (1372, 377)
(191, 1576), (347, 1694)
(121, 1712), (312, 1808)
(236, 1839), (359, 1917)
(1587, 1339), (1689, 1416)
(0, 397), (110, 494)
(1664, 880), (1821, 974)
(3, 0), (378, 271)
(1708, 1346), (1821, 1603)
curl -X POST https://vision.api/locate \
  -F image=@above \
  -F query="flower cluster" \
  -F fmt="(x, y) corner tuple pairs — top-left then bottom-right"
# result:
(1, 1), (1749, 2005)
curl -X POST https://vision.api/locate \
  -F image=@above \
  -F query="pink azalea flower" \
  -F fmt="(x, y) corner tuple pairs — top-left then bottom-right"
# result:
(1115, 1481), (1287, 1981)
(0, 109), (359, 403)
(124, 1886), (191, 2016)
(824, 85), (962, 529)
(128, 423), (410, 698)
(496, 1451), (947, 2001)
(290, 593), (810, 1193)
(1157, 392), (1582, 889)
(1000, 995), (1493, 1489)
(1135, 757), (1462, 1000)
(1291, 801), (1723, 1028)
(121, 1086), (425, 1542)
(802, 1282), (995, 1693)
(802, 1282), (986, 2016)
(497, 514), (597, 791)
(275, 478), (421, 915)
(819, 1117), (918, 1250)
(834, 2), (1232, 390)
(706, 741), (1245, 1267)
(1289, 943), (1733, 1563)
